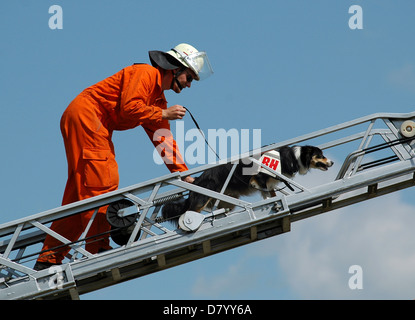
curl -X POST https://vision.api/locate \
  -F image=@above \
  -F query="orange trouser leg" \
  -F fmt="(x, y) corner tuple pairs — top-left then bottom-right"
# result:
(37, 207), (111, 264)
(37, 95), (119, 264)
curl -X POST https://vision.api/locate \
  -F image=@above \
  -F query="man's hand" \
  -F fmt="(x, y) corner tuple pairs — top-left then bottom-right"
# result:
(182, 176), (194, 183)
(162, 105), (186, 120)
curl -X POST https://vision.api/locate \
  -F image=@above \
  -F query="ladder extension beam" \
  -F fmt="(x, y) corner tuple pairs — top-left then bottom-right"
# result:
(1, 111), (415, 299)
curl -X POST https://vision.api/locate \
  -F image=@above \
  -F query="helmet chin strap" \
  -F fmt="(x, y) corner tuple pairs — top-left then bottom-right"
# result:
(174, 77), (183, 91)
(171, 68), (186, 91)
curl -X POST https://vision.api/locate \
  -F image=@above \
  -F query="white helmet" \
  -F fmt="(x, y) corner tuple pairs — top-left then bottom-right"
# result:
(166, 43), (213, 81)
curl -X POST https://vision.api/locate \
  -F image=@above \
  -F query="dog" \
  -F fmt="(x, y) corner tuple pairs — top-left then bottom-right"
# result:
(162, 145), (333, 225)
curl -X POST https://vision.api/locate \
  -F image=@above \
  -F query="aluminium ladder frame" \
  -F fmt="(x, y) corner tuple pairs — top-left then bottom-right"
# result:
(1, 111), (415, 299)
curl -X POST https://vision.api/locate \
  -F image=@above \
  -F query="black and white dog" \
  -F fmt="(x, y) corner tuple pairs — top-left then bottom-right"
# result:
(162, 145), (333, 224)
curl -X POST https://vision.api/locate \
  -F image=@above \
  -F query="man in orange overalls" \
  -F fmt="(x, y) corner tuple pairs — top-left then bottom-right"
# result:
(34, 43), (213, 270)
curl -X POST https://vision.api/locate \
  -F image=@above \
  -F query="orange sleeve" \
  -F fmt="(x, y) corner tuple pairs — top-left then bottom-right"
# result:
(143, 124), (188, 173)
(117, 65), (188, 173)
(119, 66), (164, 128)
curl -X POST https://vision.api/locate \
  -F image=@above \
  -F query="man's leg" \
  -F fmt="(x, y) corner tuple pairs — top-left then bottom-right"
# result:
(35, 97), (118, 269)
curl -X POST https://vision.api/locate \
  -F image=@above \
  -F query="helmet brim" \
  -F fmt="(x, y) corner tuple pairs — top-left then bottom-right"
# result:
(148, 50), (183, 70)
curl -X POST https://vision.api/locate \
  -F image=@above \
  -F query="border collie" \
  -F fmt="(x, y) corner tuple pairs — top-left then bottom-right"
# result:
(162, 145), (333, 224)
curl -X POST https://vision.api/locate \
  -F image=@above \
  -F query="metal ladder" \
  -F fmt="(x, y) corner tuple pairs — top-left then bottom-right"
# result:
(1, 111), (415, 300)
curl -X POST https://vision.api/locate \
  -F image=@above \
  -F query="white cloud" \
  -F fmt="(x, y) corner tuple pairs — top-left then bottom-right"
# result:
(191, 259), (260, 298)
(253, 192), (415, 299)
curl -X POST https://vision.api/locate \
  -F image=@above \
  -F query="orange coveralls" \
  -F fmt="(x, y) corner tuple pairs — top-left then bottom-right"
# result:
(37, 64), (188, 264)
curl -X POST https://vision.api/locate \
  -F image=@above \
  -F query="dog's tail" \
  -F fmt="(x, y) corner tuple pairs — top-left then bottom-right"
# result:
(161, 197), (189, 225)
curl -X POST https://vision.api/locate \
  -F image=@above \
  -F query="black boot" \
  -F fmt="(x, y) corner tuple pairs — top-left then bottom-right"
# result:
(33, 261), (58, 271)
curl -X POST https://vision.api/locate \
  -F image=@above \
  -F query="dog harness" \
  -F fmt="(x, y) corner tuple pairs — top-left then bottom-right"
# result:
(252, 150), (282, 177)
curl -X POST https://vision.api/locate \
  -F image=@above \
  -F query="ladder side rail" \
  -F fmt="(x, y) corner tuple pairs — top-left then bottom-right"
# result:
(66, 159), (415, 297)
(124, 182), (162, 212)
(69, 207), (270, 283)
(0, 193), (127, 238)
(126, 183), (162, 246)
(0, 169), (251, 273)
(0, 111), (405, 256)
(356, 120), (376, 150)
(2, 224), (24, 259)
(12, 165), (414, 300)
(143, 215), (172, 236)
(181, 114), (381, 177)
(141, 206), (165, 239)
(165, 117), (395, 201)
(320, 129), (396, 179)
(0, 112), (412, 248)
(212, 162), (239, 211)
(0, 256), (37, 276)
(0, 230), (45, 256)
(2, 111), (414, 237)
(334, 132), (414, 180)
(286, 159), (415, 212)
(114, 119), (415, 256)
(4, 110), (407, 237)
(29, 221), (94, 259)
(70, 208), (100, 261)
(385, 117), (404, 138)
(329, 117), (407, 177)
(387, 117), (415, 157)
(348, 120), (376, 177)
(247, 161), (415, 222)
(382, 131), (413, 161)
(350, 135), (414, 173)
(1, 264), (22, 280)
(350, 134), (375, 177)
(14, 248), (26, 263)
(366, 117), (414, 162)
(2, 111), (415, 299)
(244, 112), (415, 158)
(114, 161), (415, 269)
(183, 112), (415, 181)
(289, 172), (415, 224)
(37, 112), (415, 298)
(6, 163), (415, 298)
(317, 129), (388, 150)
(0, 172), (182, 238)
(168, 179), (252, 209)
(336, 149), (364, 180)
(121, 192), (148, 206)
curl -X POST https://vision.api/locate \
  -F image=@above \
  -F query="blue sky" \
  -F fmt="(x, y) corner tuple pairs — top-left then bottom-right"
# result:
(1, 0), (415, 299)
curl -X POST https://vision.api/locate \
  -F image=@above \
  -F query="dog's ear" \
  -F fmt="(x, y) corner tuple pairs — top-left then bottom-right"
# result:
(300, 146), (316, 169)
(280, 146), (299, 174)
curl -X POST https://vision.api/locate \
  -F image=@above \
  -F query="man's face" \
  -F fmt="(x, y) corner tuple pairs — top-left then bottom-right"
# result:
(172, 68), (197, 93)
